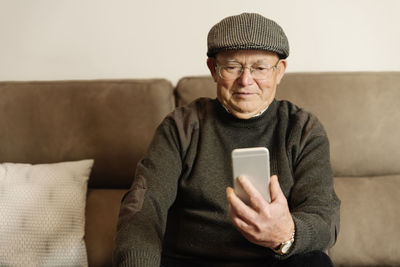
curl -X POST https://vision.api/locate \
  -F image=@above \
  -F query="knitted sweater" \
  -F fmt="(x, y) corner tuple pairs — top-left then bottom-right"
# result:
(113, 98), (340, 266)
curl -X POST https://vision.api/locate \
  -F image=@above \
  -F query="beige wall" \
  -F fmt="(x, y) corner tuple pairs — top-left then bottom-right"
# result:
(1, 0), (399, 85)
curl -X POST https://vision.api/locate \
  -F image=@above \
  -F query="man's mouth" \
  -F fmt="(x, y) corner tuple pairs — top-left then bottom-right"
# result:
(233, 91), (255, 97)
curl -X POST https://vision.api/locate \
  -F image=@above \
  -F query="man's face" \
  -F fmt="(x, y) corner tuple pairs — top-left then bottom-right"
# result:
(207, 50), (287, 119)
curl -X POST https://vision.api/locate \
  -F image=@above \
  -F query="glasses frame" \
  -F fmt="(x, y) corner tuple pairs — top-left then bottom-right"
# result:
(215, 60), (281, 81)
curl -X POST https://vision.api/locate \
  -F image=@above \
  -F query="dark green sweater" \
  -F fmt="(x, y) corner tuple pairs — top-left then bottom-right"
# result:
(114, 98), (340, 266)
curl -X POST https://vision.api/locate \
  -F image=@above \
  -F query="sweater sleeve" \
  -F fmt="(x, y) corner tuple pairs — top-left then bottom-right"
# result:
(113, 117), (184, 267)
(285, 114), (340, 256)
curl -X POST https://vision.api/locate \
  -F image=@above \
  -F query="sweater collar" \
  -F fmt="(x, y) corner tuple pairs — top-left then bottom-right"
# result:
(214, 99), (278, 128)
(219, 102), (269, 118)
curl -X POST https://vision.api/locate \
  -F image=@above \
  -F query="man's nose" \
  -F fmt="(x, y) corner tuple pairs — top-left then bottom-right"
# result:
(237, 67), (255, 86)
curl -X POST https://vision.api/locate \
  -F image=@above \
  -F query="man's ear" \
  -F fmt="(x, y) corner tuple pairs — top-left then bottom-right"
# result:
(207, 57), (218, 82)
(276, 59), (287, 85)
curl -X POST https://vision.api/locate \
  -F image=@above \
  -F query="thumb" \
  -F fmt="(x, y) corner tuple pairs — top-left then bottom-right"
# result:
(270, 175), (284, 202)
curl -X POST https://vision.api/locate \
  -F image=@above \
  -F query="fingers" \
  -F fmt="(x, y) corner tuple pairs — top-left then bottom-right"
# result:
(227, 188), (261, 237)
(269, 175), (284, 202)
(227, 176), (294, 248)
(228, 201), (250, 230)
(226, 187), (257, 224)
(236, 176), (267, 210)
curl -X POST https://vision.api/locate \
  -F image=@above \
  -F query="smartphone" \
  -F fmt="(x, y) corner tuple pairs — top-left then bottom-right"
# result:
(231, 147), (271, 204)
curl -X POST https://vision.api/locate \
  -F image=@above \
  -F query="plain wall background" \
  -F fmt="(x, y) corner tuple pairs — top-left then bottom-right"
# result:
(1, 0), (399, 85)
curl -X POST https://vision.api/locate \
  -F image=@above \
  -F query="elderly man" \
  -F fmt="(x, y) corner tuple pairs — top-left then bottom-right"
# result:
(113, 13), (340, 267)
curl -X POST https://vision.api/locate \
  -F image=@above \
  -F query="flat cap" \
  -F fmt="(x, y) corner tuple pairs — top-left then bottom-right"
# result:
(207, 13), (289, 59)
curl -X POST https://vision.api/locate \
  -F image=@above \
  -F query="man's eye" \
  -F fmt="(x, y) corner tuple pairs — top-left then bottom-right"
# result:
(254, 66), (267, 71)
(224, 66), (241, 71)
(225, 66), (240, 70)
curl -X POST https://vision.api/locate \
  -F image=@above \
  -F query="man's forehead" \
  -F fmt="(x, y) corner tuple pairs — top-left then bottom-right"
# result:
(216, 50), (278, 62)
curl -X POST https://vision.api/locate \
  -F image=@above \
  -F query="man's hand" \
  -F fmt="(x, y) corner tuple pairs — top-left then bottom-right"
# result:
(226, 175), (295, 249)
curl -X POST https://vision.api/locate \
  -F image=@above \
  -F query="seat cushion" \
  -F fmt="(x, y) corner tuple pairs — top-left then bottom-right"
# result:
(329, 175), (400, 266)
(85, 188), (127, 267)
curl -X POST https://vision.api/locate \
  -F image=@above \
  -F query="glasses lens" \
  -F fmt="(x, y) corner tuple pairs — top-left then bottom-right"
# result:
(252, 68), (269, 80)
(219, 65), (241, 80)
(217, 62), (278, 80)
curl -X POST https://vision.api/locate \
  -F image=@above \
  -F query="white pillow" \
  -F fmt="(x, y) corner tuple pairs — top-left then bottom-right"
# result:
(0, 159), (93, 267)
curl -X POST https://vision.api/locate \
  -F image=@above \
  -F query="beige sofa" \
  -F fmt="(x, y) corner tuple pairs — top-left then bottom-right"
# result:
(0, 72), (399, 266)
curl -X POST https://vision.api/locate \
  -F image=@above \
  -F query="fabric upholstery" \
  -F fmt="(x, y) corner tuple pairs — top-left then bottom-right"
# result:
(329, 175), (400, 266)
(276, 72), (400, 177)
(175, 76), (217, 107)
(85, 188), (127, 267)
(0, 79), (175, 188)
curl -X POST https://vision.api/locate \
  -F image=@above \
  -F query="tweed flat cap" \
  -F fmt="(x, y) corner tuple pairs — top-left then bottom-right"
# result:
(207, 13), (289, 59)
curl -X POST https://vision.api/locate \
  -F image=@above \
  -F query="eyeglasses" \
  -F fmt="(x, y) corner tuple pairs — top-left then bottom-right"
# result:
(215, 61), (280, 80)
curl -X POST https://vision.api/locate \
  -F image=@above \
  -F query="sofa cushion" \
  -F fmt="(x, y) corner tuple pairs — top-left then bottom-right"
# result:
(328, 175), (400, 266)
(0, 159), (93, 266)
(0, 79), (175, 189)
(175, 76), (217, 107)
(85, 188), (127, 267)
(276, 72), (400, 177)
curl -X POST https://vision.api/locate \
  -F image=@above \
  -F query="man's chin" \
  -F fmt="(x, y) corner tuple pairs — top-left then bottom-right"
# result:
(231, 102), (259, 113)
(229, 106), (260, 119)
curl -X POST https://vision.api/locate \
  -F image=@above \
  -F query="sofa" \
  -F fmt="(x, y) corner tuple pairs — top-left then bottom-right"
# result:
(0, 72), (399, 266)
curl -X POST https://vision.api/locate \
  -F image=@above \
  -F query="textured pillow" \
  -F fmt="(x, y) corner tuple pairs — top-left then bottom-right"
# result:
(0, 159), (93, 267)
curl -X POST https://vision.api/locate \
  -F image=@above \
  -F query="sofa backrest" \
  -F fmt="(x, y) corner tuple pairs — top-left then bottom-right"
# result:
(175, 72), (400, 177)
(277, 72), (400, 177)
(0, 79), (175, 189)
